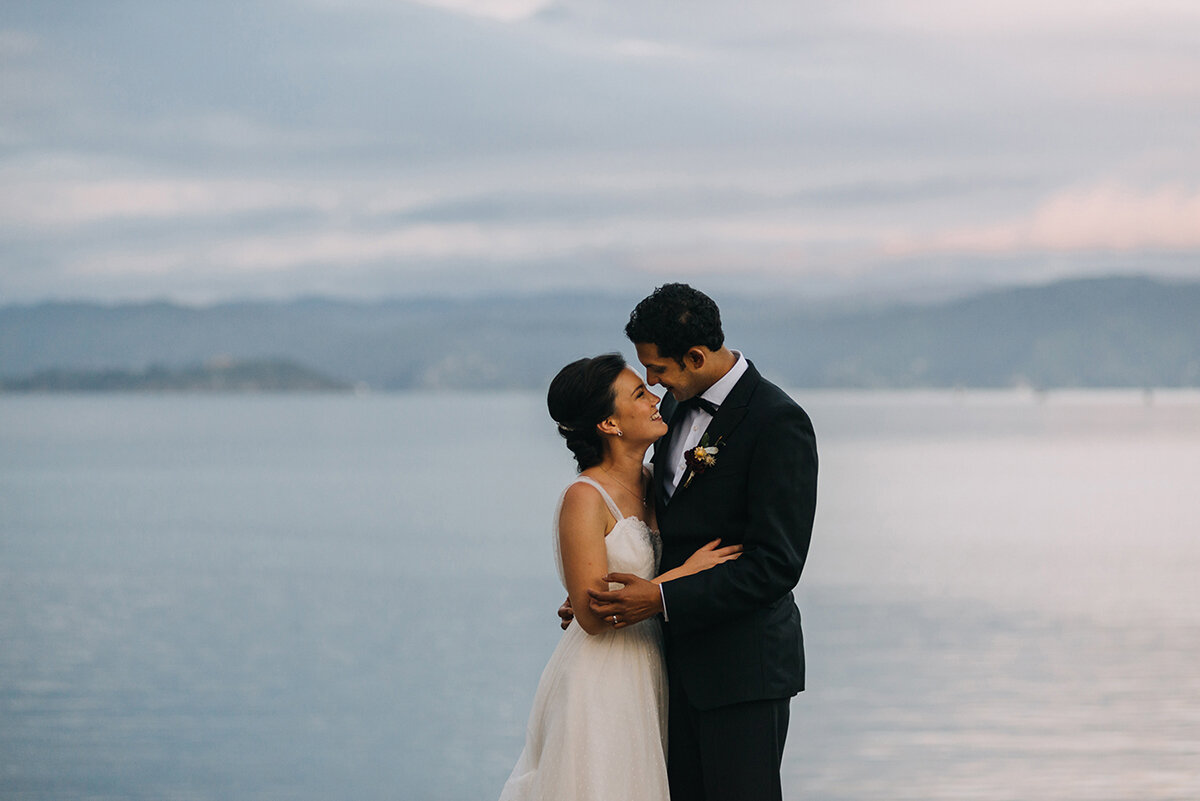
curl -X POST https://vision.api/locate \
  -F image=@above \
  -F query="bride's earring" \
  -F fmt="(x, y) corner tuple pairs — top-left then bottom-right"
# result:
(616, 429), (623, 437)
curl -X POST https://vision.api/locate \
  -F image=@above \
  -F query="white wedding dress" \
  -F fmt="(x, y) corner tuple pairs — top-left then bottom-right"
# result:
(498, 476), (669, 801)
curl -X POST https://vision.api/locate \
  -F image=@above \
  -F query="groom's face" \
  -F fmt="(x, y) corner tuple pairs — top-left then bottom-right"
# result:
(634, 342), (703, 402)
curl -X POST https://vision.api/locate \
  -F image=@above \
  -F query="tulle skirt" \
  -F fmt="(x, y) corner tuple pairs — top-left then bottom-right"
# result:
(498, 618), (668, 801)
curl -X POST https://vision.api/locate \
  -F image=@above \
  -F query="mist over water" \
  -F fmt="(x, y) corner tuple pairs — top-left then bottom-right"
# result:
(2, 391), (1198, 800)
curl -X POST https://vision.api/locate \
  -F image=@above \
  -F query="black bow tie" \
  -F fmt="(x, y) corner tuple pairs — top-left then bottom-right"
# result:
(680, 395), (720, 416)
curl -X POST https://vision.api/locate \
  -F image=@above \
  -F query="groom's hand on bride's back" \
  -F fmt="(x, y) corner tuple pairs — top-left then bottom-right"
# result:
(558, 597), (574, 630)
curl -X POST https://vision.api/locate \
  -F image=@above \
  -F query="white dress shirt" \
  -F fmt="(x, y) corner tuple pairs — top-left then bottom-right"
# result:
(662, 351), (747, 500)
(658, 351), (746, 620)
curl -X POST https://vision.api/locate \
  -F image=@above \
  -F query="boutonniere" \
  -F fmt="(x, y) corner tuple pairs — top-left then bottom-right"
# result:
(682, 434), (723, 489)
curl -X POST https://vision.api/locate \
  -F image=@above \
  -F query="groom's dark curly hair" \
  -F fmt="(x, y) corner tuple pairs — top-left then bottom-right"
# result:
(624, 283), (724, 364)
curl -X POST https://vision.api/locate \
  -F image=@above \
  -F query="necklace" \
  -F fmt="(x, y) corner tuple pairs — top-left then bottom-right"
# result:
(601, 466), (646, 506)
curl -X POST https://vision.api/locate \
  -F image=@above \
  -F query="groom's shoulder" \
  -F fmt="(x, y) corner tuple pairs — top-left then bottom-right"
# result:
(749, 368), (804, 412)
(747, 370), (815, 434)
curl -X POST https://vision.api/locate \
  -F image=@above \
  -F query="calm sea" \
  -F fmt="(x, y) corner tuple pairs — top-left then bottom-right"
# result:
(2, 391), (1199, 800)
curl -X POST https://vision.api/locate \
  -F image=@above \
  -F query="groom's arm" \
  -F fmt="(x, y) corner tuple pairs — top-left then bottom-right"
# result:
(659, 403), (817, 634)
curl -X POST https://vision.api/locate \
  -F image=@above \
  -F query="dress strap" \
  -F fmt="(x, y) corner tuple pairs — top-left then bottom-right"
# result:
(572, 476), (626, 521)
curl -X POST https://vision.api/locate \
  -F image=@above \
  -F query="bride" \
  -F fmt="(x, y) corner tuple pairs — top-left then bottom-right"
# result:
(498, 353), (741, 801)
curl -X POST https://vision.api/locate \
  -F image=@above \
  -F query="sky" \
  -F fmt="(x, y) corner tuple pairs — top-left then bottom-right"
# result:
(2, 0), (1200, 304)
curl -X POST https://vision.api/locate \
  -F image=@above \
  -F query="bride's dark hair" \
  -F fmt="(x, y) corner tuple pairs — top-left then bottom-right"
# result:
(547, 353), (626, 471)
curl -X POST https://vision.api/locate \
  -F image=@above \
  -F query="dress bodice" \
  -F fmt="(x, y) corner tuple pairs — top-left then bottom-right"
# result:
(554, 476), (661, 588)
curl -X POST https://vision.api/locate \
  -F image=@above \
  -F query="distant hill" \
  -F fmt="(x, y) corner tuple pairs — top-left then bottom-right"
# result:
(2, 276), (1198, 390)
(0, 358), (351, 393)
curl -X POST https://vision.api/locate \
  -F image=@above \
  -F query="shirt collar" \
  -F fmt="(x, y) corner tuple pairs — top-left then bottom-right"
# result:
(700, 350), (746, 408)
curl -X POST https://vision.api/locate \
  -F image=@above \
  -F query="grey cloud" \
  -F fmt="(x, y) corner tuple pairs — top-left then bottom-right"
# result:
(2, 0), (1199, 303)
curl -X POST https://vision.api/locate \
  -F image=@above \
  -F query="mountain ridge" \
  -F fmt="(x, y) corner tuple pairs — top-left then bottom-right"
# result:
(3, 275), (1198, 390)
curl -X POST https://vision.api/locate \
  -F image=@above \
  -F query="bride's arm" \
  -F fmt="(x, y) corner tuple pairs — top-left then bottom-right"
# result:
(584, 540), (741, 631)
(558, 483), (618, 636)
(641, 469), (742, 585)
(652, 540), (741, 584)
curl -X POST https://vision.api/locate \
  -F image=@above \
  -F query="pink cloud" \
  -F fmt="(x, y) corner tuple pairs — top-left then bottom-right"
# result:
(884, 183), (1200, 256)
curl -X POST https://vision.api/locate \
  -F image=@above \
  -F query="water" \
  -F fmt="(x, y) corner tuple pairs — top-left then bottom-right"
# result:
(2, 391), (1199, 800)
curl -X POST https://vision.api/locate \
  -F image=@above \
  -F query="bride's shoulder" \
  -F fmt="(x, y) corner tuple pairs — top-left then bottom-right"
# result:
(559, 477), (611, 535)
(560, 476), (605, 512)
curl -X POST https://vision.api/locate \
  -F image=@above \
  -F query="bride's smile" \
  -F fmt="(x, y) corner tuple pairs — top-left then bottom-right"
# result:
(604, 368), (669, 444)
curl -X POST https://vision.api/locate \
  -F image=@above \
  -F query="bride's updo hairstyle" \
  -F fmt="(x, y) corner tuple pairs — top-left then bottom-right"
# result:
(547, 353), (626, 472)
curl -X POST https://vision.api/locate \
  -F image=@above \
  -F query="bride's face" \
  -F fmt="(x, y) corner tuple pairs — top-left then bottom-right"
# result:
(607, 368), (668, 443)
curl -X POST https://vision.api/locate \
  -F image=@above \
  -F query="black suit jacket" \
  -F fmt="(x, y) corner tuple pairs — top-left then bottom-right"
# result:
(654, 361), (817, 711)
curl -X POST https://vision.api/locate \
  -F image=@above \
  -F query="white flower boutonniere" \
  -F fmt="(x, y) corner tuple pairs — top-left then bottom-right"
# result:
(682, 434), (722, 489)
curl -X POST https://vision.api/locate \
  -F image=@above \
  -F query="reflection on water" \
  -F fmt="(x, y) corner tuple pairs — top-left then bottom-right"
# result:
(790, 591), (1200, 800)
(1, 391), (1198, 800)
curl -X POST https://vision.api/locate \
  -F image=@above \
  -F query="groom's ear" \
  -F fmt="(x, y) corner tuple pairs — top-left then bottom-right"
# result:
(683, 347), (707, 370)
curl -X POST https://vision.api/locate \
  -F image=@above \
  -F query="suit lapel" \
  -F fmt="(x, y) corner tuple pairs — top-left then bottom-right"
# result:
(670, 362), (760, 501)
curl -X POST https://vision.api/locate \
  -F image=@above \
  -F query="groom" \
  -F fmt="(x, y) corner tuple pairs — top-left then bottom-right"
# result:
(587, 283), (818, 801)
